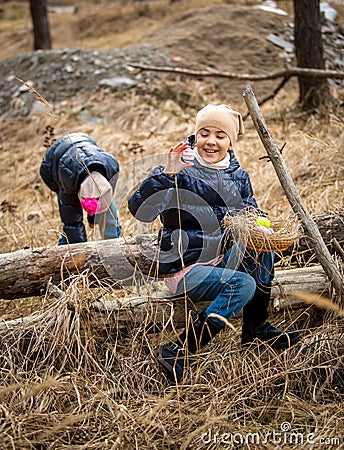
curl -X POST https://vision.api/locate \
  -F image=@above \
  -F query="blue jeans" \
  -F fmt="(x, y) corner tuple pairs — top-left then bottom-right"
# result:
(103, 200), (121, 239)
(176, 265), (255, 327)
(175, 249), (274, 328)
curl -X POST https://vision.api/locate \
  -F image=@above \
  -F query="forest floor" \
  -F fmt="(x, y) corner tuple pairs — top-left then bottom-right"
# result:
(0, 1), (343, 449)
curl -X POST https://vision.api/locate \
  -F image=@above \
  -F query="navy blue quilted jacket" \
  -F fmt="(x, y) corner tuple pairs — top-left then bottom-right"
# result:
(40, 133), (120, 243)
(128, 138), (260, 274)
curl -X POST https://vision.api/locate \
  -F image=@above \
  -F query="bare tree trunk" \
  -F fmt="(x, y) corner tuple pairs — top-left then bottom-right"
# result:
(30, 0), (51, 50)
(293, 0), (331, 112)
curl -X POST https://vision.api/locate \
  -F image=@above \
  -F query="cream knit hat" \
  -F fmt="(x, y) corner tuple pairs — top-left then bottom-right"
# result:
(78, 171), (112, 214)
(195, 104), (244, 149)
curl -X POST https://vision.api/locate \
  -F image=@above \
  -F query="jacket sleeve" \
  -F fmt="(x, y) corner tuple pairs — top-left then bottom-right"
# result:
(58, 195), (83, 225)
(58, 196), (86, 244)
(128, 166), (176, 223)
(39, 139), (62, 192)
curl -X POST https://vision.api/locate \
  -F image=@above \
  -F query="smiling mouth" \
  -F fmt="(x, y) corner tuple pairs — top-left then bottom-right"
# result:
(204, 149), (219, 153)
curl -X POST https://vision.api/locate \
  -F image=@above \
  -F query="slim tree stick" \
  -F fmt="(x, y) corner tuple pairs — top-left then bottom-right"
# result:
(332, 238), (344, 263)
(242, 84), (343, 296)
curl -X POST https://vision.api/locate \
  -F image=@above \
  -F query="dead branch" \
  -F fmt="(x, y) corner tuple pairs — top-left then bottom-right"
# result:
(128, 63), (344, 81)
(242, 84), (343, 296)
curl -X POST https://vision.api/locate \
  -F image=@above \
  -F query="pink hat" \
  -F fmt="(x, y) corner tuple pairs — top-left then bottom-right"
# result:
(78, 171), (112, 215)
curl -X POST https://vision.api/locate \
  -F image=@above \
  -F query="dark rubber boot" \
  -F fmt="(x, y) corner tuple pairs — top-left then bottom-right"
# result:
(242, 321), (302, 349)
(241, 285), (302, 349)
(157, 310), (223, 382)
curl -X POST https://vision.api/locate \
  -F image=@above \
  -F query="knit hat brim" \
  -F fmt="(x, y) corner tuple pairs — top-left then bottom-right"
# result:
(195, 104), (244, 148)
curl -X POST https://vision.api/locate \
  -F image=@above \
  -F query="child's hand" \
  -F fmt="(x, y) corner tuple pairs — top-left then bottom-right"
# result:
(164, 141), (194, 175)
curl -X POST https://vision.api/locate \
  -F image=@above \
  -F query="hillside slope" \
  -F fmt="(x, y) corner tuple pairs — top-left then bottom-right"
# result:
(0, 1), (343, 253)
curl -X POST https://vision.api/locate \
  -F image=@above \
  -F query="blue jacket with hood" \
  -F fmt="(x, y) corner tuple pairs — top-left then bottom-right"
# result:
(40, 132), (120, 244)
(128, 137), (261, 275)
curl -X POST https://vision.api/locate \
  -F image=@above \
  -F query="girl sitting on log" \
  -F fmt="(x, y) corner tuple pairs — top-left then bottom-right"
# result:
(128, 104), (301, 383)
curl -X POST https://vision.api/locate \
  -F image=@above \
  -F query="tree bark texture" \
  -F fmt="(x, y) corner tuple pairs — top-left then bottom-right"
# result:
(0, 213), (343, 300)
(293, 0), (331, 111)
(0, 235), (158, 300)
(92, 265), (330, 329)
(0, 265), (330, 332)
(30, 0), (51, 50)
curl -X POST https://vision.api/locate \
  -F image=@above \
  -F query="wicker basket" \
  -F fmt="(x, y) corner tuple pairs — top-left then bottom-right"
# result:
(222, 212), (301, 253)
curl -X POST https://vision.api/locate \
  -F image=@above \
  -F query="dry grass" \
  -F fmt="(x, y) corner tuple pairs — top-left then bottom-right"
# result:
(0, 78), (343, 450)
(0, 0), (227, 60)
(0, 87), (343, 252)
(1, 98), (342, 446)
(0, 1), (344, 448)
(222, 210), (301, 253)
(0, 274), (343, 449)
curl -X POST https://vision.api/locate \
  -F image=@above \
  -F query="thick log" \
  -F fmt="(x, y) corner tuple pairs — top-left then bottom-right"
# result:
(0, 265), (331, 332)
(0, 213), (343, 300)
(0, 235), (159, 300)
(90, 265), (331, 330)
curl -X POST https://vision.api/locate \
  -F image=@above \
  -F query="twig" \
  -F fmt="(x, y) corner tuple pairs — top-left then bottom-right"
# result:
(332, 238), (344, 263)
(128, 63), (344, 81)
(259, 142), (286, 162)
(15, 76), (57, 119)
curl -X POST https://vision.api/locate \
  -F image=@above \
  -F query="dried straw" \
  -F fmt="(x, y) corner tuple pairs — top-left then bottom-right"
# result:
(222, 210), (301, 253)
(15, 76), (57, 119)
(0, 272), (342, 449)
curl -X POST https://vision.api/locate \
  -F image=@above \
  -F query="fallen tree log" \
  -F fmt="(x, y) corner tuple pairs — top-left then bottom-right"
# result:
(89, 265), (331, 330)
(0, 212), (343, 300)
(0, 235), (159, 300)
(0, 265), (331, 332)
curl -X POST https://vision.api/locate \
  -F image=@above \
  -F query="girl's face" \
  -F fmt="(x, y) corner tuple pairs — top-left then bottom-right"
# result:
(196, 127), (231, 163)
